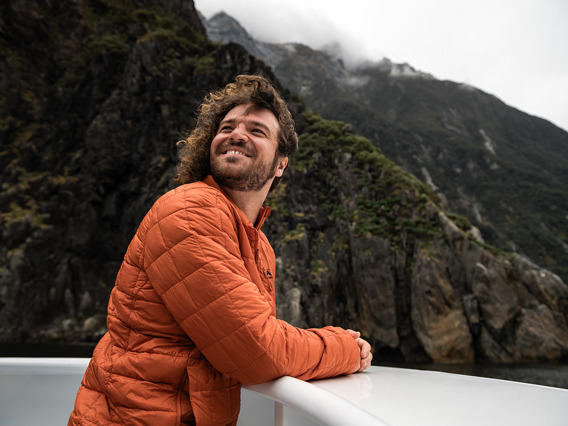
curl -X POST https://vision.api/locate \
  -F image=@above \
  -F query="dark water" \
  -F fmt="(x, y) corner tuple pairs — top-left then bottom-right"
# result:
(2, 344), (567, 390)
(0, 343), (97, 358)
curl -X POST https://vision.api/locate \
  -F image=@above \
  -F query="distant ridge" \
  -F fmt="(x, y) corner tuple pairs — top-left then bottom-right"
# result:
(203, 11), (568, 282)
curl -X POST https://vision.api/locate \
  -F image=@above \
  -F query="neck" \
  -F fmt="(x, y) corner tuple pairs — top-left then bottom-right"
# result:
(222, 185), (271, 225)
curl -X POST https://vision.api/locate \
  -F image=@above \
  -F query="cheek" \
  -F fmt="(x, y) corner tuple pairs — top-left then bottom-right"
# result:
(210, 135), (223, 155)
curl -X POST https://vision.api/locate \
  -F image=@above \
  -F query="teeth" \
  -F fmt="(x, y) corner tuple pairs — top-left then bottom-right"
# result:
(226, 150), (247, 156)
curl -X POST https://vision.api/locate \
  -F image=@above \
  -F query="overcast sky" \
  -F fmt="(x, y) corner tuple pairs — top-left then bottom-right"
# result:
(195, 0), (568, 132)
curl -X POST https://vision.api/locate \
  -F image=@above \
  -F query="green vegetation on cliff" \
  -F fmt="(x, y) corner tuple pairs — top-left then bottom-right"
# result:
(288, 112), (442, 243)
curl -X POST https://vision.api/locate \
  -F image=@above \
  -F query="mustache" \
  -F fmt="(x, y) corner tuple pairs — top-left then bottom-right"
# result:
(215, 140), (255, 157)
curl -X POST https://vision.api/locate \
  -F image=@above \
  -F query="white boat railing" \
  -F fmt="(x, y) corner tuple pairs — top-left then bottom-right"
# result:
(1, 357), (568, 426)
(240, 374), (390, 426)
(0, 357), (386, 426)
(0, 357), (90, 426)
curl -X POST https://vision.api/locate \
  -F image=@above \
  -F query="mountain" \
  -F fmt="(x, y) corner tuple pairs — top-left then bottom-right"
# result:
(0, 0), (278, 343)
(203, 12), (568, 284)
(1, 1), (567, 363)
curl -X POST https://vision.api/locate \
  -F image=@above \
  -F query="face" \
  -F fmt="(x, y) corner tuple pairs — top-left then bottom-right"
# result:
(210, 104), (288, 192)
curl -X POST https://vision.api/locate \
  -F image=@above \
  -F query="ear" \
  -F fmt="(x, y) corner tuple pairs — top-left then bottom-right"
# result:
(275, 157), (288, 177)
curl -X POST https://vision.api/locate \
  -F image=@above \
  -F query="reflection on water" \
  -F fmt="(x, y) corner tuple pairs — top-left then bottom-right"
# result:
(1, 344), (567, 390)
(380, 361), (568, 390)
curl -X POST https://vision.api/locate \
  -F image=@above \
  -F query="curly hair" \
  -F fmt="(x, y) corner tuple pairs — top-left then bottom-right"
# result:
(175, 74), (299, 191)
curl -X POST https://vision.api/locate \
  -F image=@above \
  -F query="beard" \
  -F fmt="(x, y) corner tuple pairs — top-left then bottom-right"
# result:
(211, 146), (280, 192)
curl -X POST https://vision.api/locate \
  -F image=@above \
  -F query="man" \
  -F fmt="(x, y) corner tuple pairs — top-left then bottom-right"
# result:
(69, 75), (372, 425)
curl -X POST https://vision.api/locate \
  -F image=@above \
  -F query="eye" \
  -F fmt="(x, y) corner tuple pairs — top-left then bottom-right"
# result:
(251, 128), (266, 136)
(218, 125), (233, 133)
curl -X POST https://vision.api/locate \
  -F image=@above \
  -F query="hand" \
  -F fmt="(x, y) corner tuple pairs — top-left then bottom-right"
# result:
(346, 329), (373, 373)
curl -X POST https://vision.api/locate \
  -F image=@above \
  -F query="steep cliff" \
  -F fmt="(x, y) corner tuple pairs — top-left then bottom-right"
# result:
(1, 1), (567, 363)
(0, 0), (278, 342)
(266, 113), (568, 362)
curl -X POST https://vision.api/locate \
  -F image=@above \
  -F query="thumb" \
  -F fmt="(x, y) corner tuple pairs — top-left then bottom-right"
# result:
(346, 329), (361, 339)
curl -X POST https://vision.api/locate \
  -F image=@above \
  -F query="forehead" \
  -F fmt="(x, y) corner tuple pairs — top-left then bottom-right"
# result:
(221, 104), (279, 132)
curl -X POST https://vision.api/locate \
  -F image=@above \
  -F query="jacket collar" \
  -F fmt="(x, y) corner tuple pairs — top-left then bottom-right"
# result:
(203, 176), (271, 229)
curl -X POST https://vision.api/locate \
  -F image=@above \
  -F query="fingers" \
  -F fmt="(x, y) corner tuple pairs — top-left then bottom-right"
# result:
(357, 349), (373, 373)
(356, 338), (370, 358)
(360, 347), (373, 372)
(346, 329), (373, 373)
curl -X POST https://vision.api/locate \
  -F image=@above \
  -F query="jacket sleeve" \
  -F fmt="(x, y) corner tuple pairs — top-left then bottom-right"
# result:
(142, 189), (360, 385)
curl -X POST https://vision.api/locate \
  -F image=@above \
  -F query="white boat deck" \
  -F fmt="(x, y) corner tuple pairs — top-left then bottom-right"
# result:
(1, 357), (567, 425)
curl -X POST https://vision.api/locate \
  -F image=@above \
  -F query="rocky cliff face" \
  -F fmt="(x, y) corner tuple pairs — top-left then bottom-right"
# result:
(1, 1), (567, 363)
(203, 12), (568, 285)
(265, 114), (568, 362)
(0, 0), (278, 342)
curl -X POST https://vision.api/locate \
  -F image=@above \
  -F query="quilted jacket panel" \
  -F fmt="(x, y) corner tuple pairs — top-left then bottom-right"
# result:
(69, 176), (360, 425)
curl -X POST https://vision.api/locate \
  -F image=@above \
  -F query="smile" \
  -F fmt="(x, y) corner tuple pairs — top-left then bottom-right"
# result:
(224, 149), (251, 157)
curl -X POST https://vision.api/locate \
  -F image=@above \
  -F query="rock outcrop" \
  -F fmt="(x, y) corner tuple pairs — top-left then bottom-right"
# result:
(263, 115), (568, 362)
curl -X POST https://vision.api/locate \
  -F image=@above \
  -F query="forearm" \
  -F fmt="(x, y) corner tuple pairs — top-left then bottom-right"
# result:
(202, 322), (360, 385)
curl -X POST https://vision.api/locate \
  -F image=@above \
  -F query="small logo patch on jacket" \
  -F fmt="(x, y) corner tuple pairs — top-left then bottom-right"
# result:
(265, 269), (273, 280)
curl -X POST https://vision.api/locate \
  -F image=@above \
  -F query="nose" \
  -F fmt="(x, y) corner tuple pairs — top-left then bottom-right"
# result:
(230, 124), (247, 142)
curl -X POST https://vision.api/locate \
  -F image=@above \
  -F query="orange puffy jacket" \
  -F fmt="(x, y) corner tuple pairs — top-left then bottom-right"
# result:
(69, 176), (360, 425)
